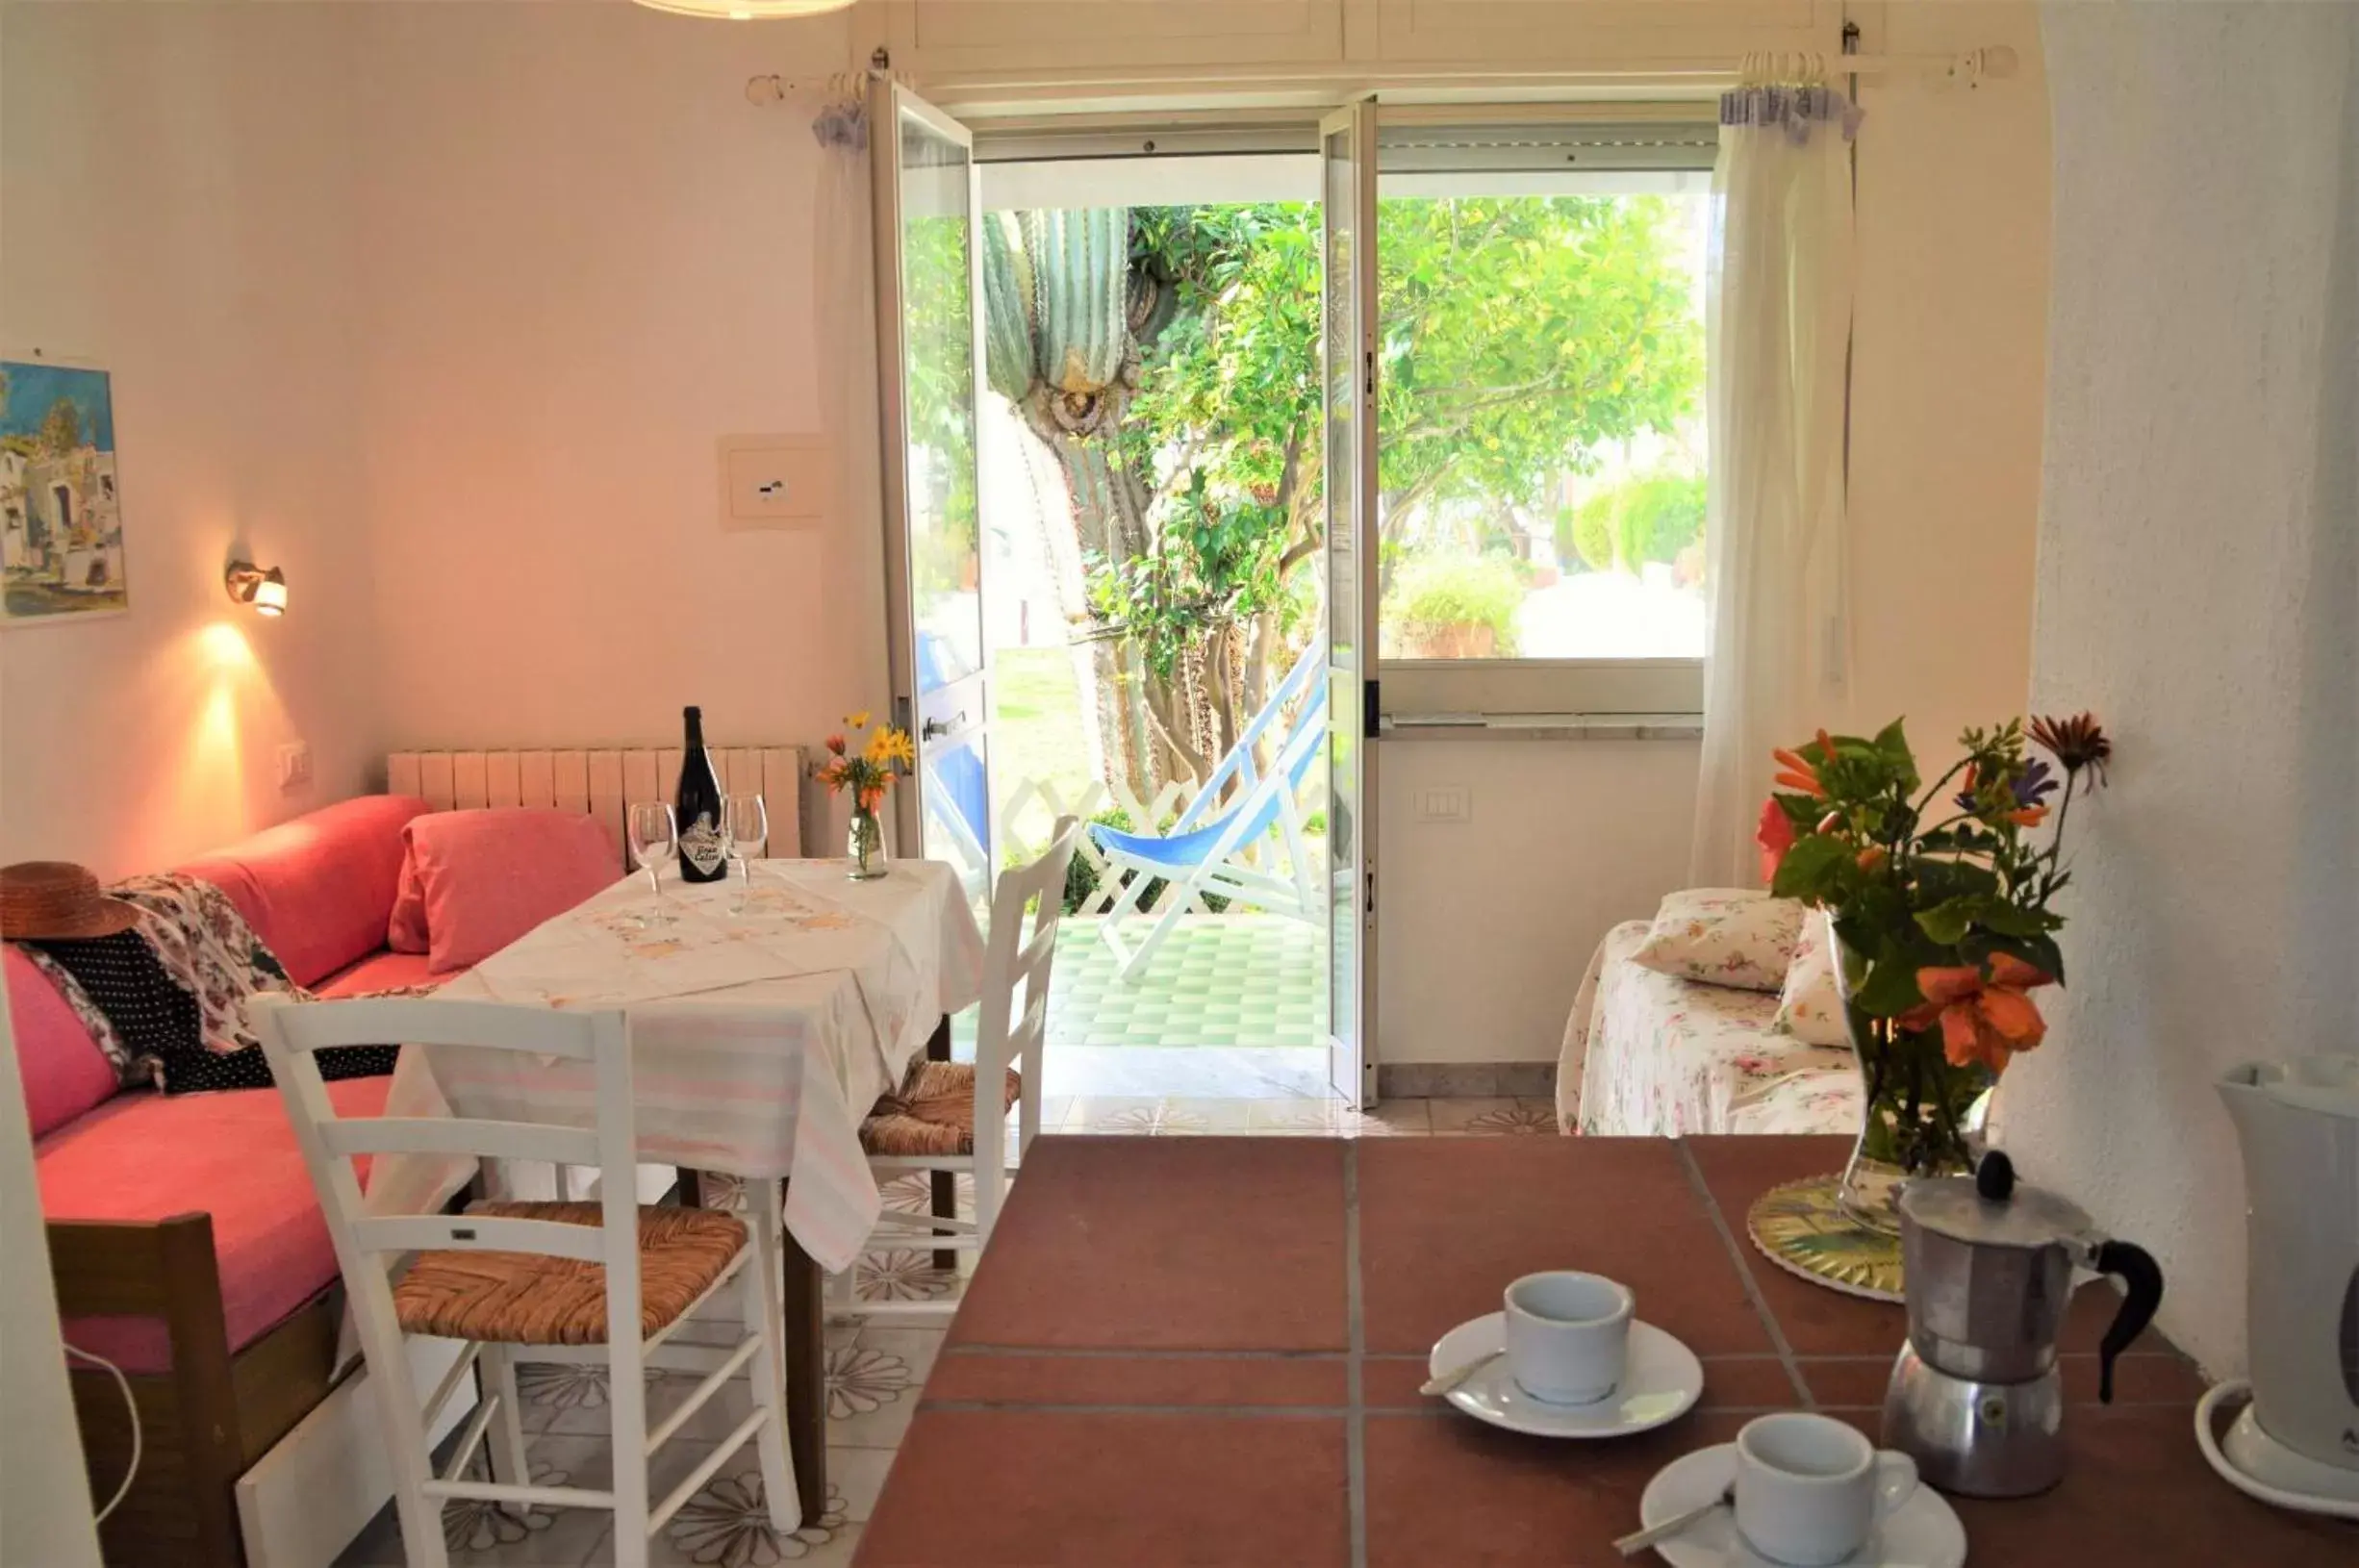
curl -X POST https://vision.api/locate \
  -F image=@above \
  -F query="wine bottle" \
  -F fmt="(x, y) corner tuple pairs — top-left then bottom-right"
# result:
(675, 706), (726, 883)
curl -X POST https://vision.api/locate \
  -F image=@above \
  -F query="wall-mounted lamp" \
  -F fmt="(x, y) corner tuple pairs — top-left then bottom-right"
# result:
(224, 561), (288, 617)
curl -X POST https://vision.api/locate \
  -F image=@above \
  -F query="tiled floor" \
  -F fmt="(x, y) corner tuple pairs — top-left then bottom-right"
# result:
(1049, 915), (1325, 1050)
(329, 1101), (1557, 1568)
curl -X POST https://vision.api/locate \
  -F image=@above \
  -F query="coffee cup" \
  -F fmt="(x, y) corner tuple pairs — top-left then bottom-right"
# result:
(1502, 1271), (1633, 1404)
(1732, 1412), (1919, 1566)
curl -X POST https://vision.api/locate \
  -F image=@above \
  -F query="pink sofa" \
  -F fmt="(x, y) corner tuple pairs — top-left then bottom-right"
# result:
(17, 794), (445, 1567)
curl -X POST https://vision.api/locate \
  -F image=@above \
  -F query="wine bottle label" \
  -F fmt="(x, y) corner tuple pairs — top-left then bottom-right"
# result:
(679, 813), (726, 876)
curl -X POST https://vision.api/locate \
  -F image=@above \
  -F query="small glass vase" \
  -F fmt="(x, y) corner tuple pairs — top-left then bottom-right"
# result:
(847, 806), (887, 881)
(1827, 914), (1991, 1233)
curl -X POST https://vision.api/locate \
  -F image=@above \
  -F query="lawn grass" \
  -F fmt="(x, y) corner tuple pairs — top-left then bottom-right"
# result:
(990, 645), (1096, 822)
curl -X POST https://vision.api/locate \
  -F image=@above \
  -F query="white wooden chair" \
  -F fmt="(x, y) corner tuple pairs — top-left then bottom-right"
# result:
(841, 816), (1081, 1319)
(251, 995), (797, 1568)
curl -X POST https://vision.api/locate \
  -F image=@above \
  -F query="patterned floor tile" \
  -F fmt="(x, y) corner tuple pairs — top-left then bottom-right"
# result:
(651, 1476), (855, 1567)
(1048, 915), (1325, 1050)
(334, 1436), (618, 1567)
(827, 1328), (943, 1451)
(1428, 1097), (1558, 1135)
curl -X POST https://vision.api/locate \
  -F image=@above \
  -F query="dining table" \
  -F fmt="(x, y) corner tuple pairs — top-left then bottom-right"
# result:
(855, 1132), (2355, 1566)
(367, 856), (986, 1522)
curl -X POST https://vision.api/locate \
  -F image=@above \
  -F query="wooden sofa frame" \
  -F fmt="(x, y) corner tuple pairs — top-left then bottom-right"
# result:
(50, 1213), (343, 1568)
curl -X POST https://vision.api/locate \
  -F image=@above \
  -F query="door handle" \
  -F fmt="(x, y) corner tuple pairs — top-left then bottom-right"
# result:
(921, 711), (966, 741)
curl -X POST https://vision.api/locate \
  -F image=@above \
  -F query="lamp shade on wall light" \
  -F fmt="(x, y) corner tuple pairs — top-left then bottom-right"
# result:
(224, 561), (288, 617)
(630, 0), (854, 16)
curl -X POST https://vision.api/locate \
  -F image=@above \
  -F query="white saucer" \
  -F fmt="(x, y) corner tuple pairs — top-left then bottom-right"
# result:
(1428, 1311), (1703, 1438)
(1637, 1444), (1967, 1568)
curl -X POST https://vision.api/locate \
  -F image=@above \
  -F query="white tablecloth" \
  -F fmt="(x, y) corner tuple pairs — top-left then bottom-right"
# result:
(369, 859), (985, 1272)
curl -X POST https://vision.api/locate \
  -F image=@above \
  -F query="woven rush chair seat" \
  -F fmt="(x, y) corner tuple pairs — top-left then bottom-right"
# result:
(860, 1059), (1022, 1157)
(393, 1201), (748, 1346)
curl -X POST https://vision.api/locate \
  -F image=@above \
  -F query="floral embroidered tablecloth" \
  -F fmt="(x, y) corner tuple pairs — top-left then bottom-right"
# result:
(1559, 920), (1862, 1139)
(370, 859), (985, 1273)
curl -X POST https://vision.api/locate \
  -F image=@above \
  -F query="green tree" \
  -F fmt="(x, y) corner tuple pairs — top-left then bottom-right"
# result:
(984, 194), (1701, 797)
(38, 396), (82, 457)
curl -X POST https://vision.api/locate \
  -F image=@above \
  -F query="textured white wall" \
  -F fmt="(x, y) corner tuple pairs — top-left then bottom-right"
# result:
(2004, 3), (2357, 1378)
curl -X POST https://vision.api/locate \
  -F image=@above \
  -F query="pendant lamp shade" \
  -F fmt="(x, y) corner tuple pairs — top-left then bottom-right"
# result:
(631, 0), (854, 17)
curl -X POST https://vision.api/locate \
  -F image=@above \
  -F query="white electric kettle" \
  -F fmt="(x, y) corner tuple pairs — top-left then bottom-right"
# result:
(2200, 1051), (2359, 1518)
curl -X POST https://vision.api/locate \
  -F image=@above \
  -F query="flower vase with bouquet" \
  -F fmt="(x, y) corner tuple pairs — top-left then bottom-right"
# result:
(1758, 713), (2111, 1235)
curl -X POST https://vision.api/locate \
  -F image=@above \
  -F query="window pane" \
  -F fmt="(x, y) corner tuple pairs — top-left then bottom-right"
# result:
(1374, 182), (1710, 662)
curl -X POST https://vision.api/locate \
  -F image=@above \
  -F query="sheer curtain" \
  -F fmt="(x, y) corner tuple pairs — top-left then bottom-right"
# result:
(1687, 78), (1860, 888)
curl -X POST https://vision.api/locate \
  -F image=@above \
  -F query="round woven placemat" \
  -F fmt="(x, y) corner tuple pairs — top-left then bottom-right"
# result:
(1746, 1174), (1907, 1303)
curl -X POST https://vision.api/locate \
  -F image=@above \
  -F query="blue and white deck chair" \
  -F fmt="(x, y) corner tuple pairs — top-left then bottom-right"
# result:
(1092, 641), (1328, 980)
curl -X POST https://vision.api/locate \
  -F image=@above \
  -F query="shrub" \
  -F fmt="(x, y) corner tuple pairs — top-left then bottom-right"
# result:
(1556, 470), (1706, 572)
(1389, 555), (1523, 657)
(1052, 805), (1229, 915)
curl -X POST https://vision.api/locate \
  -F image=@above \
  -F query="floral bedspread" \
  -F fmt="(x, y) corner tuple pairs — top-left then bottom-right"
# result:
(1557, 921), (1862, 1138)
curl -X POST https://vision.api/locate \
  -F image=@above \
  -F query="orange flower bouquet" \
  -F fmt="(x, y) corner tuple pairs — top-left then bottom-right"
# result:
(1757, 715), (2110, 1227)
(818, 712), (915, 880)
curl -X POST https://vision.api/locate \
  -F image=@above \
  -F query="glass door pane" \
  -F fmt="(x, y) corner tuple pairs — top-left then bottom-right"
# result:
(874, 83), (992, 913)
(1322, 103), (1380, 1108)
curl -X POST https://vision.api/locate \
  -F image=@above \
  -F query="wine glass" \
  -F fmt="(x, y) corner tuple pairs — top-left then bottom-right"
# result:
(721, 793), (769, 914)
(626, 801), (677, 926)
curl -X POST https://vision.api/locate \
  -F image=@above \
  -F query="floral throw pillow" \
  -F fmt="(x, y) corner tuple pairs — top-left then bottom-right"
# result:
(1774, 912), (1852, 1048)
(1627, 889), (1804, 994)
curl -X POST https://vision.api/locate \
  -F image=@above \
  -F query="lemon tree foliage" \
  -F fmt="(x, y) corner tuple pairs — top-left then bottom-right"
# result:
(983, 197), (1700, 797)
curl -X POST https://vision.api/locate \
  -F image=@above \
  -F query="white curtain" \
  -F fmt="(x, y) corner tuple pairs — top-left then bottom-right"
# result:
(1687, 82), (1859, 887)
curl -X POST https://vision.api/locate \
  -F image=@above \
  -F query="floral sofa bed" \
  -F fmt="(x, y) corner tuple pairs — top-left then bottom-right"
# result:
(1556, 889), (1865, 1138)
(15, 794), (444, 1567)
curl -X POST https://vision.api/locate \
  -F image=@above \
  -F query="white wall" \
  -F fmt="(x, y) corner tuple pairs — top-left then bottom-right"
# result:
(349, 3), (878, 761)
(2002, 3), (2357, 1378)
(1379, 2), (2052, 1065)
(0, 3), (380, 875)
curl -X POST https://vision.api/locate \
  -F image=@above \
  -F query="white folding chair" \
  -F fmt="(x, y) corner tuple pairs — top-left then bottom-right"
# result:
(252, 995), (797, 1568)
(838, 816), (1081, 1320)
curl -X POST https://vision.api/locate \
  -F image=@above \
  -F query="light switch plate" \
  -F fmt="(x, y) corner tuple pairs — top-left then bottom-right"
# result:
(1415, 785), (1471, 823)
(718, 434), (831, 530)
(277, 741), (313, 792)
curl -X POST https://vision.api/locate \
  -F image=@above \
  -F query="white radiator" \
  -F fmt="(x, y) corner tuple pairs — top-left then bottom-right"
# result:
(385, 745), (805, 862)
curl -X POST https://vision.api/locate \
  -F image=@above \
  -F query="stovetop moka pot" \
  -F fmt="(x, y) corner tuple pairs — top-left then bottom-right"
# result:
(1884, 1151), (2165, 1496)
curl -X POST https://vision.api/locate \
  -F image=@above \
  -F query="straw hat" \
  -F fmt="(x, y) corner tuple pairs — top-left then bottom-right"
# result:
(0, 862), (140, 941)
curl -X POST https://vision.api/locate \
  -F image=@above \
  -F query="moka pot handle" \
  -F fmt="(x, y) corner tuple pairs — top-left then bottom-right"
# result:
(2092, 1240), (2165, 1403)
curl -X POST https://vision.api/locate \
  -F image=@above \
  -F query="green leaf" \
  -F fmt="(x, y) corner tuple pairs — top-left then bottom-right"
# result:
(1915, 898), (1978, 946)
(1770, 833), (1854, 902)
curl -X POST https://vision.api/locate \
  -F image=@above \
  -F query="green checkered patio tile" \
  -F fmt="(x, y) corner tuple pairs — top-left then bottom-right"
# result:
(1044, 915), (1327, 1050)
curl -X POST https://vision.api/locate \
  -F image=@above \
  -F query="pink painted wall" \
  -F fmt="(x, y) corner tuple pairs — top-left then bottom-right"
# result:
(0, 4), (382, 876)
(348, 4), (884, 763)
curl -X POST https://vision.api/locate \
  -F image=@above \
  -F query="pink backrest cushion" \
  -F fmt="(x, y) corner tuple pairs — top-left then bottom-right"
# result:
(8, 946), (120, 1138)
(403, 809), (618, 974)
(177, 795), (433, 987)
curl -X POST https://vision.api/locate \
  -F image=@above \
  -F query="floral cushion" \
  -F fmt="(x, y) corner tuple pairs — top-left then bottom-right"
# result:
(1774, 911), (1850, 1048)
(1560, 920), (1859, 1137)
(1626, 889), (1804, 994)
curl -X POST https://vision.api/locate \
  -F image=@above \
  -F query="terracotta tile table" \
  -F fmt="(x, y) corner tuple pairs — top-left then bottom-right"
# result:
(856, 1135), (2355, 1566)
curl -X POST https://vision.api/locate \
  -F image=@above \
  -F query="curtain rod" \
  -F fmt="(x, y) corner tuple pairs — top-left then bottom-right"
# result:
(747, 44), (2018, 110)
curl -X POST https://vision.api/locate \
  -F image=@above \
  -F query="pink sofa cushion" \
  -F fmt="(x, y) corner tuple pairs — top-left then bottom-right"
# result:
(39, 1075), (391, 1373)
(8, 948), (119, 1139)
(314, 948), (444, 998)
(402, 809), (617, 974)
(177, 795), (432, 989)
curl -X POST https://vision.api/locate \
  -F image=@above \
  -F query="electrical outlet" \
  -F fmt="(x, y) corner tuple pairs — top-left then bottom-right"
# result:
(277, 741), (313, 792)
(718, 435), (830, 529)
(1415, 785), (1472, 823)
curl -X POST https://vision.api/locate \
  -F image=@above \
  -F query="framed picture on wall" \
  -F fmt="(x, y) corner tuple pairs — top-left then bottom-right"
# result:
(2, 354), (130, 625)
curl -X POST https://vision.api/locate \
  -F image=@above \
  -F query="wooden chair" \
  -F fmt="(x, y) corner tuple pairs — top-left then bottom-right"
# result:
(845, 817), (1081, 1317)
(251, 995), (796, 1568)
